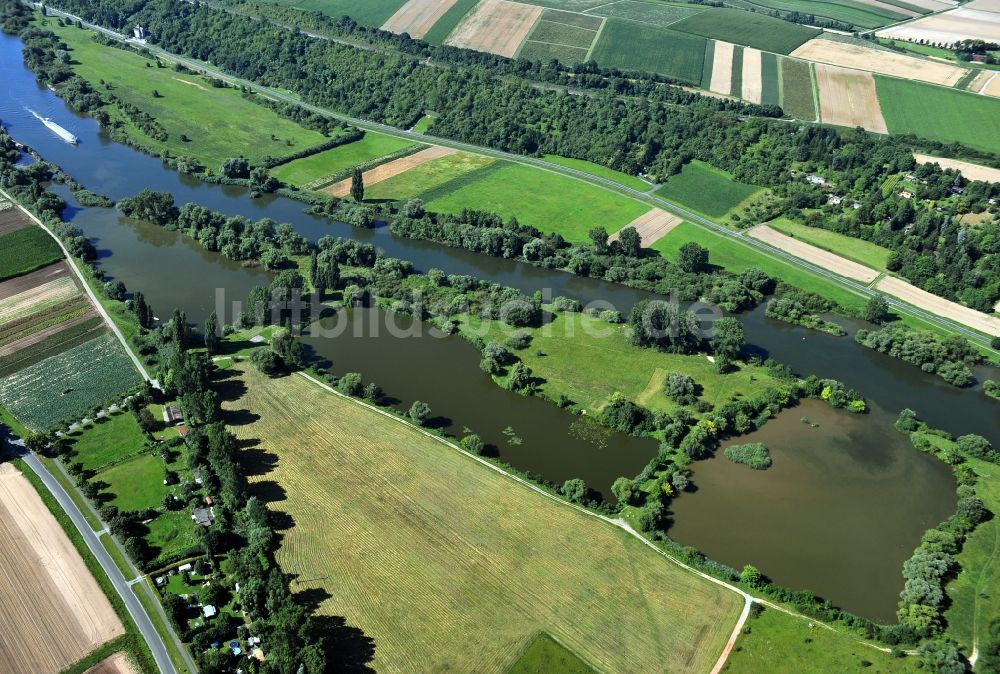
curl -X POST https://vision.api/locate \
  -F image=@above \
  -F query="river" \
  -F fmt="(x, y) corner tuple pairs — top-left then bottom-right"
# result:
(2, 28), (993, 620)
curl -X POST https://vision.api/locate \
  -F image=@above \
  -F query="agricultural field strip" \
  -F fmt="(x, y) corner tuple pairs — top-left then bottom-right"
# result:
(445, 0), (544, 58)
(608, 208), (682, 246)
(52, 9), (1000, 347)
(709, 41), (735, 94)
(0, 314), (101, 359)
(791, 37), (968, 86)
(747, 225), (881, 283)
(876, 6), (1000, 45)
(0, 463), (124, 674)
(0, 188), (152, 383)
(0, 276), (80, 324)
(381, 0), (460, 39)
(320, 145), (457, 196)
(876, 276), (1000, 337)
(814, 63), (888, 133)
(912, 153), (1000, 184)
(742, 47), (763, 103)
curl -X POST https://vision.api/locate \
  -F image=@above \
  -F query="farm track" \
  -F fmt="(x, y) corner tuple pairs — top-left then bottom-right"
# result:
(37, 7), (1000, 354)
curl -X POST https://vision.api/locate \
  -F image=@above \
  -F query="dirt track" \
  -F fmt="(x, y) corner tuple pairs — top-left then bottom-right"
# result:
(877, 275), (1000, 337)
(913, 153), (1000, 184)
(709, 41), (734, 95)
(381, 0), (460, 39)
(321, 146), (454, 197)
(792, 37), (967, 86)
(747, 224), (881, 283)
(814, 64), (888, 134)
(445, 0), (542, 58)
(0, 463), (123, 674)
(610, 209), (682, 247)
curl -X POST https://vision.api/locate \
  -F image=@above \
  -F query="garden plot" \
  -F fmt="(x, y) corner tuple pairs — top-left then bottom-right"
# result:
(609, 209), (682, 247)
(381, 0), (460, 39)
(814, 64), (888, 133)
(0, 334), (143, 430)
(876, 5), (1000, 45)
(792, 37), (968, 86)
(747, 224), (880, 283)
(0, 275), (80, 325)
(0, 463), (124, 674)
(321, 146), (457, 197)
(445, 0), (543, 57)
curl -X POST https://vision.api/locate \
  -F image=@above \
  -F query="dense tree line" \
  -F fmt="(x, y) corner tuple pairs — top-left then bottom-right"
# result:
(855, 324), (980, 387)
(764, 283), (846, 335)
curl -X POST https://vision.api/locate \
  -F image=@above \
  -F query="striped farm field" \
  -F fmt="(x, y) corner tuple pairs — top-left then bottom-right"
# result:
(224, 364), (743, 673)
(585, 0), (702, 27)
(0, 276), (80, 325)
(791, 37), (968, 87)
(589, 20), (706, 83)
(741, 0), (916, 29)
(669, 8), (819, 54)
(760, 52), (780, 106)
(381, 0), (462, 39)
(747, 224), (880, 283)
(422, 0), (480, 43)
(422, 161), (649, 243)
(363, 152), (495, 201)
(271, 133), (417, 187)
(780, 57), (817, 120)
(766, 217), (890, 270)
(706, 41), (735, 94)
(322, 145), (456, 197)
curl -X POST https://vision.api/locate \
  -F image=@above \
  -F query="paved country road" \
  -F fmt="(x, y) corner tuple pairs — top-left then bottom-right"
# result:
(1, 431), (178, 674)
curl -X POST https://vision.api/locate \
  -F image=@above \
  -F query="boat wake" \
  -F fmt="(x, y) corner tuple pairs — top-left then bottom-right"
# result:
(27, 108), (78, 144)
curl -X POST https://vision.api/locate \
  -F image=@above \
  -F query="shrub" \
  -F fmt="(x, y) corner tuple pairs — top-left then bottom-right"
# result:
(724, 442), (772, 470)
(664, 372), (696, 404)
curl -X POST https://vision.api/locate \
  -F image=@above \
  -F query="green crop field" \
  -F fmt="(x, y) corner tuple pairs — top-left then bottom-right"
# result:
(0, 334), (143, 431)
(259, 0), (406, 26)
(527, 18), (599, 48)
(740, 0), (908, 29)
(585, 0), (702, 28)
(669, 8), (819, 54)
(271, 133), (417, 186)
(590, 21), (705, 83)
(48, 20), (329, 169)
(945, 457), (1000, 654)
(651, 222), (867, 310)
(761, 52), (780, 106)
(875, 77), (1000, 155)
(508, 633), (598, 674)
(730, 46), (744, 97)
(223, 364), (743, 673)
(423, 0), (480, 44)
(517, 12), (598, 66)
(423, 162), (648, 243)
(767, 217), (890, 270)
(97, 454), (167, 511)
(364, 152), (495, 201)
(654, 161), (761, 218)
(0, 227), (62, 281)
(518, 41), (591, 64)
(725, 606), (921, 673)
(541, 8), (603, 29)
(701, 40), (716, 88)
(66, 412), (149, 472)
(461, 310), (785, 416)
(540, 155), (650, 191)
(780, 57), (816, 120)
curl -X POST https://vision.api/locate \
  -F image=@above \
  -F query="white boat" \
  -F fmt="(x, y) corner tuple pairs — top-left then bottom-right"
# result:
(29, 110), (78, 144)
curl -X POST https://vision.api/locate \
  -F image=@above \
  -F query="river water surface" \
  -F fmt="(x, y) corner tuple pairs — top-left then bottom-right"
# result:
(2, 28), (993, 619)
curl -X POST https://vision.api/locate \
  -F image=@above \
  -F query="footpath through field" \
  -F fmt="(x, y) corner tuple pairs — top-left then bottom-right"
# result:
(37, 7), (1000, 352)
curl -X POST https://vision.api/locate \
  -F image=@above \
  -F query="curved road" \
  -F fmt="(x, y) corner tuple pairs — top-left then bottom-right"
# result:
(39, 5), (999, 350)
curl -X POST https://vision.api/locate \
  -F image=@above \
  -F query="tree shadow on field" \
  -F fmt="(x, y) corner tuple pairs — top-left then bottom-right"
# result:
(290, 584), (332, 613)
(221, 406), (261, 427)
(214, 373), (248, 403)
(239, 446), (278, 477)
(315, 615), (376, 674)
(269, 509), (296, 532)
(251, 479), (287, 504)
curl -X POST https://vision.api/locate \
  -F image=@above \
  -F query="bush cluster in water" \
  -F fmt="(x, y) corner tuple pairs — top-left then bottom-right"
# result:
(723, 442), (772, 470)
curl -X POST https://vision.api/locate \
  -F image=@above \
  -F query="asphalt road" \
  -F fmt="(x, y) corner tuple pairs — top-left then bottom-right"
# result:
(14, 446), (178, 674)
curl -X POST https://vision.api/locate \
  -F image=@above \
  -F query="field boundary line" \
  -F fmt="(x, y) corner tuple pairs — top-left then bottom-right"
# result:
(585, 17), (606, 63)
(0, 188), (153, 384)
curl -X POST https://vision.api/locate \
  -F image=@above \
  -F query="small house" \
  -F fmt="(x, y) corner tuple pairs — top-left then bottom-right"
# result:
(178, 563), (193, 573)
(898, 190), (914, 199)
(192, 507), (215, 527)
(166, 405), (183, 425)
(202, 604), (217, 618)
(805, 174), (826, 186)
(826, 194), (843, 206)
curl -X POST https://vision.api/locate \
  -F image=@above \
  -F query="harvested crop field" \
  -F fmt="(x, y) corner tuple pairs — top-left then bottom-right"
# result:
(876, 275), (1000, 337)
(609, 209), (682, 247)
(381, 0), (460, 38)
(83, 653), (139, 674)
(708, 40), (735, 94)
(792, 37), (968, 86)
(321, 146), (456, 197)
(876, 6), (1000, 45)
(225, 365), (742, 674)
(741, 47), (763, 103)
(747, 224), (881, 283)
(0, 463), (124, 674)
(0, 207), (32, 236)
(913, 153), (1000, 184)
(814, 64), (887, 133)
(445, 0), (543, 57)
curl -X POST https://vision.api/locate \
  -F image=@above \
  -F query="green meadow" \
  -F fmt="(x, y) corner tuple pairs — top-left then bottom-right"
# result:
(364, 153), (495, 201)
(780, 57), (817, 121)
(67, 411), (149, 472)
(540, 155), (651, 191)
(97, 454), (167, 511)
(766, 217), (889, 271)
(272, 133), (417, 186)
(423, 162), (648, 243)
(49, 19), (329, 168)
(654, 161), (761, 218)
(876, 77), (1000, 155)
(259, 0), (406, 26)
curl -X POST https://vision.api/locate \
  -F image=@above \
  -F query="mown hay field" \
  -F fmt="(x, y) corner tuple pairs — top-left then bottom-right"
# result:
(271, 133), (417, 187)
(0, 463), (124, 674)
(423, 161), (649, 243)
(791, 37), (967, 87)
(654, 160), (761, 218)
(66, 411), (149, 472)
(381, 0), (461, 39)
(815, 64), (887, 133)
(669, 8), (819, 54)
(0, 225), (62, 281)
(590, 20), (706, 83)
(876, 77), (1000, 155)
(445, 0), (543, 57)
(224, 365), (743, 673)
